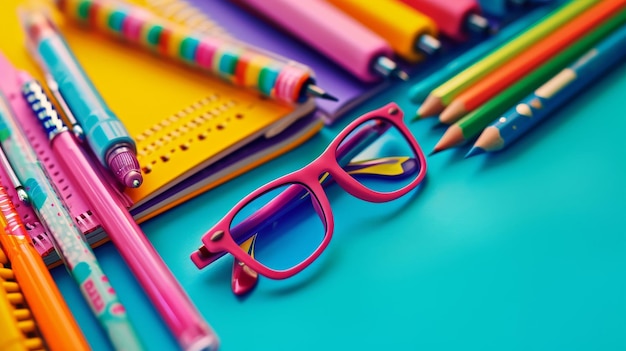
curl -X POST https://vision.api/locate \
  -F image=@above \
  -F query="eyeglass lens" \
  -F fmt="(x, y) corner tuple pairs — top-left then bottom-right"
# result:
(230, 183), (327, 271)
(336, 117), (420, 193)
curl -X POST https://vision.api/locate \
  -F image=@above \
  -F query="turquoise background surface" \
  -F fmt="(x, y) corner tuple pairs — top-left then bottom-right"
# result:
(52, 29), (626, 351)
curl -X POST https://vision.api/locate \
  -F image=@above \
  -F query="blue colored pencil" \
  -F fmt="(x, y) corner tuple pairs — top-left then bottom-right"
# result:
(467, 23), (626, 156)
(408, 4), (555, 111)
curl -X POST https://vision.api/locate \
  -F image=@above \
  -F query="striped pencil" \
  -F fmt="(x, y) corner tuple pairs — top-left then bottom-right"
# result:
(438, 0), (626, 124)
(416, 0), (598, 118)
(430, 7), (626, 154)
(467, 23), (626, 157)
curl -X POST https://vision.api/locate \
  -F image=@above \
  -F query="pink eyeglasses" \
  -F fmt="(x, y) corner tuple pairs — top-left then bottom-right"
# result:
(190, 102), (427, 280)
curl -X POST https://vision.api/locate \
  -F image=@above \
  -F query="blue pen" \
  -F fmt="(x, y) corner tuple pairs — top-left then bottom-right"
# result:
(19, 9), (143, 188)
(408, 3), (555, 108)
(468, 23), (626, 156)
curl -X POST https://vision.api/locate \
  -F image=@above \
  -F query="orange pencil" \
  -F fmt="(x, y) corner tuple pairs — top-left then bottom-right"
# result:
(438, 0), (626, 124)
(0, 185), (90, 351)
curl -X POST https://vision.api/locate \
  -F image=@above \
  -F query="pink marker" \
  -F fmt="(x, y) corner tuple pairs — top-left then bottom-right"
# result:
(235, 0), (408, 82)
(22, 76), (220, 351)
(400, 0), (490, 41)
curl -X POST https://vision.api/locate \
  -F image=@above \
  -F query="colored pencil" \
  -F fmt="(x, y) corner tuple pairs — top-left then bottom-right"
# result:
(430, 8), (626, 154)
(438, 0), (626, 124)
(409, 4), (556, 109)
(416, 0), (598, 117)
(467, 23), (626, 157)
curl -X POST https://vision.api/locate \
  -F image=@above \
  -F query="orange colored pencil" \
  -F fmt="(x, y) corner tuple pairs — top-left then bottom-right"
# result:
(438, 0), (626, 124)
(0, 185), (90, 351)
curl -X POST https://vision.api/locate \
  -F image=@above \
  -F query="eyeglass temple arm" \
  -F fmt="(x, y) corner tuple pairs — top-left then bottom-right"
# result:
(193, 119), (393, 267)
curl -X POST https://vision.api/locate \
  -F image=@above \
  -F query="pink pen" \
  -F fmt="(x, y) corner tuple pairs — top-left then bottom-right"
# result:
(234, 0), (410, 82)
(400, 0), (490, 41)
(20, 75), (220, 351)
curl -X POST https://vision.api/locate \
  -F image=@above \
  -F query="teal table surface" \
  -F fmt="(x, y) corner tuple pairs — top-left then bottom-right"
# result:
(52, 59), (626, 350)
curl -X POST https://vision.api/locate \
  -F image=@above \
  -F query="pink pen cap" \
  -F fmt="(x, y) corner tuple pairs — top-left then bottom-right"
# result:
(400, 0), (490, 41)
(235, 0), (408, 82)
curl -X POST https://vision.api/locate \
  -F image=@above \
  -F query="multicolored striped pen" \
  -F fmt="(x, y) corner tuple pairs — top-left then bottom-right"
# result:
(0, 92), (143, 350)
(55, 0), (336, 104)
(468, 23), (626, 156)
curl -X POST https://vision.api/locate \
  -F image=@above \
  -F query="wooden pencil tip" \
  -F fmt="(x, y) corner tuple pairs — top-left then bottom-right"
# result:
(474, 127), (506, 152)
(465, 147), (485, 158)
(411, 111), (422, 122)
(428, 148), (442, 156)
(433, 124), (466, 153)
(439, 100), (467, 125)
(417, 95), (444, 118)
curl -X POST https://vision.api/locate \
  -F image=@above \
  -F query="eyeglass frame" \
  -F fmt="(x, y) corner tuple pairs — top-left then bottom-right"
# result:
(190, 102), (427, 280)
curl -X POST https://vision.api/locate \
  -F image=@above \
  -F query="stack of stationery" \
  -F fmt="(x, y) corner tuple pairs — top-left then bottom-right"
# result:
(0, 0), (325, 265)
(409, 0), (626, 156)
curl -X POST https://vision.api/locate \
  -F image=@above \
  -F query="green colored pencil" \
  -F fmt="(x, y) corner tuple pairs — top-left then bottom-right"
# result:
(431, 6), (626, 154)
(417, 0), (599, 117)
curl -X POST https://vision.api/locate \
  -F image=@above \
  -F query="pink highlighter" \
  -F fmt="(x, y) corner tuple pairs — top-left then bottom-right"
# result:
(234, 0), (407, 82)
(400, 0), (489, 41)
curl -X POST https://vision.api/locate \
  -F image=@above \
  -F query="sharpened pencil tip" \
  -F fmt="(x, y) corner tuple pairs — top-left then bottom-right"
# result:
(465, 147), (485, 158)
(438, 100), (467, 125)
(418, 95), (444, 118)
(306, 84), (339, 102)
(432, 124), (466, 154)
(428, 148), (442, 156)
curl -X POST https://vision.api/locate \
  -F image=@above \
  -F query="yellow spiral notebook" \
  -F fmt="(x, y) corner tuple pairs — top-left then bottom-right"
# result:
(0, 0), (321, 265)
